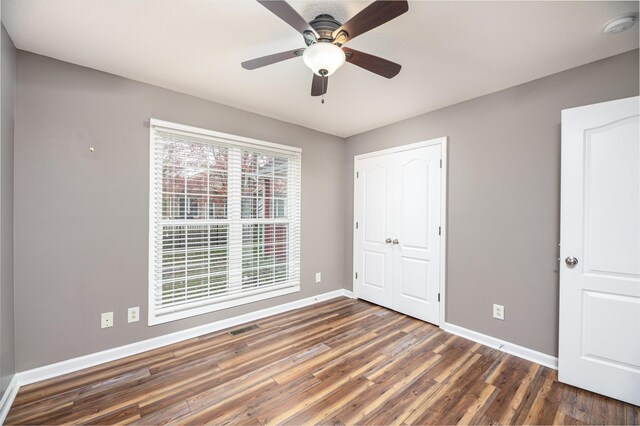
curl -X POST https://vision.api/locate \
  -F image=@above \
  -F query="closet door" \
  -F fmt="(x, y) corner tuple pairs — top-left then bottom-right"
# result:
(391, 145), (441, 324)
(354, 155), (394, 309)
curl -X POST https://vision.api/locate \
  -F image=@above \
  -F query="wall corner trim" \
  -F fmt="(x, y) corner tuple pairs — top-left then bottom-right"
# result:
(0, 375), (19, 424)
(441, 322), (558, 369)
(9, 289), (353, 405)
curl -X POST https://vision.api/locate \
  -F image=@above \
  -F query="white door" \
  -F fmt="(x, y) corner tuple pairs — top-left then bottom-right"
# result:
(559, 96), (640, 406)
(392, 146), (441, 323)
(354, 154), (394, 309)
(354, 140), (444, 324)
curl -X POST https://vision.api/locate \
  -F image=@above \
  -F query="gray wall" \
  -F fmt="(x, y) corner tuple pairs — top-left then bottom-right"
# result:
(344, 49), (639, 357)
(1, 23), (16, 396)
(12, 46), (639, 371)
(14, 51), (345, 371)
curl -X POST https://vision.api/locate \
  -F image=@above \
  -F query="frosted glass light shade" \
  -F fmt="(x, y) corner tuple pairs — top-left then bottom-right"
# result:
(302, 42), (346, 76)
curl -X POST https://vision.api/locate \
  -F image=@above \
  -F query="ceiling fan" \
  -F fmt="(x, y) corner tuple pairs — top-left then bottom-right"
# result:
(241, 0), (409, 101)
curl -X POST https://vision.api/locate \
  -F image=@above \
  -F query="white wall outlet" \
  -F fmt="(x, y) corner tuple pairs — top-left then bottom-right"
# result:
(315, 272), (322, 283)
(101, 312), (113, 328)
(128, 307), (140, 323)
(493, 304), (505, 320)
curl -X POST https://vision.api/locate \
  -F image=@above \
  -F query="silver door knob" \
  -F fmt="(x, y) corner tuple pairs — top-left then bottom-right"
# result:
(385, 238), (392, 244)
(565, 256), (578, 267)
(392, 239), (399, 245)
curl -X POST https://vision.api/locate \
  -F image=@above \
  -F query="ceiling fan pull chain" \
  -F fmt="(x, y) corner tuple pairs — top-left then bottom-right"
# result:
(321, 75), (326, 104)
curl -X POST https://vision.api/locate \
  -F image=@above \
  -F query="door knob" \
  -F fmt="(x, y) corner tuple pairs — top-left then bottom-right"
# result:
(565, 256), (578, 267)
(392, 239), (399, 245)
(385, 238), (392, 244)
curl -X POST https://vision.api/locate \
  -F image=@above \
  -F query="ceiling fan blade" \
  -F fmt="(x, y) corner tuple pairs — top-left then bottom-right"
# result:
(311, 73), (328, 96)
(343, 48), (401, 79)
(332, 0), (408, 42)
(241, 48), (304, 70)
(257, 1), (317, 37)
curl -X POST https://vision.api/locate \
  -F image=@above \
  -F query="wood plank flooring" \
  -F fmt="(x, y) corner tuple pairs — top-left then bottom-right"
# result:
(6, 297), (639, 425)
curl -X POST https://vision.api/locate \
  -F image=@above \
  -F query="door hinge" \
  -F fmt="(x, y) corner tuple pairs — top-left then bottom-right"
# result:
(355, 272), (358, 279)
(438, 293), (441, 302)
(438, 226), (441, 235)
(356, 171), (359, 178)
(356, 222), (359, 229)
(440, 159), (442, 168)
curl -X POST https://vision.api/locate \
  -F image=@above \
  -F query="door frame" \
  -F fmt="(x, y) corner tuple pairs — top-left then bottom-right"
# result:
(353, 137), (448, 326)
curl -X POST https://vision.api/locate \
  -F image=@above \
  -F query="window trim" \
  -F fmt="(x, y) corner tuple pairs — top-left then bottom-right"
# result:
(148, 118), (301, 325)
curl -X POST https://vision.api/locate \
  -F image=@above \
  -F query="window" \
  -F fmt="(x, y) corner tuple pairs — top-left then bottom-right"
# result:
(149, 119), (301, 325)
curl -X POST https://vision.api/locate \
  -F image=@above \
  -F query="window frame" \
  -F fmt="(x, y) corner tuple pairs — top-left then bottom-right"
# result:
(148, 118), (301, 325)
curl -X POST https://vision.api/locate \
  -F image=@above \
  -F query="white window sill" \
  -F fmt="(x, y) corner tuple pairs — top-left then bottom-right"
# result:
(148, 285), (300, 325)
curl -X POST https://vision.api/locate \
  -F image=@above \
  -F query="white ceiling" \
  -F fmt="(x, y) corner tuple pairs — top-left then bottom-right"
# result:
(3, 1), (639, 137)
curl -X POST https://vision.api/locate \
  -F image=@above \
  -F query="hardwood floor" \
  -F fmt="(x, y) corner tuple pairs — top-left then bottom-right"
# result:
(6, 297), (639, 425)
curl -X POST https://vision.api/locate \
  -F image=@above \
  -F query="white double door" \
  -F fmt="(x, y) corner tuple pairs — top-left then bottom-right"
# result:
(559, 96), (640, 405)
(354, 141), (443, 325)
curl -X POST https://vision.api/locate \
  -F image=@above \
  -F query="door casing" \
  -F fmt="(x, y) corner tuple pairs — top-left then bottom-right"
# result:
(353, 137), (448, 326)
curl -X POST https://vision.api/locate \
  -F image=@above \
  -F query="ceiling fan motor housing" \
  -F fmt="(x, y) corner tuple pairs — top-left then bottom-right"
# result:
(309, 14), (342, 42)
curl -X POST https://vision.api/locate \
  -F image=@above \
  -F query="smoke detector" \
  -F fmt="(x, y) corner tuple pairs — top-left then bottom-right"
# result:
(603, 15), (637, 34)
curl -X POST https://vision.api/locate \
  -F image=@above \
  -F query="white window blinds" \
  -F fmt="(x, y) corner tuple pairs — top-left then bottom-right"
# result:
(149, 119), (301, 325)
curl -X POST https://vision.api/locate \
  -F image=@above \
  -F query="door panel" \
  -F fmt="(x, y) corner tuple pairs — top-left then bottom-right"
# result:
(355, 158), (393, 309)
(363, 251), (386, 289)
(400, 159), (430, 250)
(393, 146), (441, 323)
(364, 166), (387, 244)
(399, 258), (429, 301)
(584, 116), (639, 276)
(582, 291), (640, 369)
(559, 96), (640, 406)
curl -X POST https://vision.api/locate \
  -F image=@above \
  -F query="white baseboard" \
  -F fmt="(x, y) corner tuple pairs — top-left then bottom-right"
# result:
(0, 375), (19, 424)
(15, 289), (354, 391)
(441, 322), (558, 370)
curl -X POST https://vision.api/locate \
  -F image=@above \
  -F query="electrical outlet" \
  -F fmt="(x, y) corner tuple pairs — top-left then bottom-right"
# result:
(493, 304), (505, 320)
(101, 312), (113, 328)
(315, 272), (322, 283)
(128, 307), (140, 323)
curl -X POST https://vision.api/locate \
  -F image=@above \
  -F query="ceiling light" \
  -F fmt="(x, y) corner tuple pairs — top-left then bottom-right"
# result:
(603, 15), (637, 34)
(302, 42), (346, 77)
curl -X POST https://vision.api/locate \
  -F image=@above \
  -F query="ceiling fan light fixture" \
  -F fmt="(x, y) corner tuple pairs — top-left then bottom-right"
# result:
(302, 42), (345, 76)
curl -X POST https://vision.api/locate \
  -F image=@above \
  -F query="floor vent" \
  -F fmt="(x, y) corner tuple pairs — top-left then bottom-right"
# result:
(228, 324), (259, 336)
